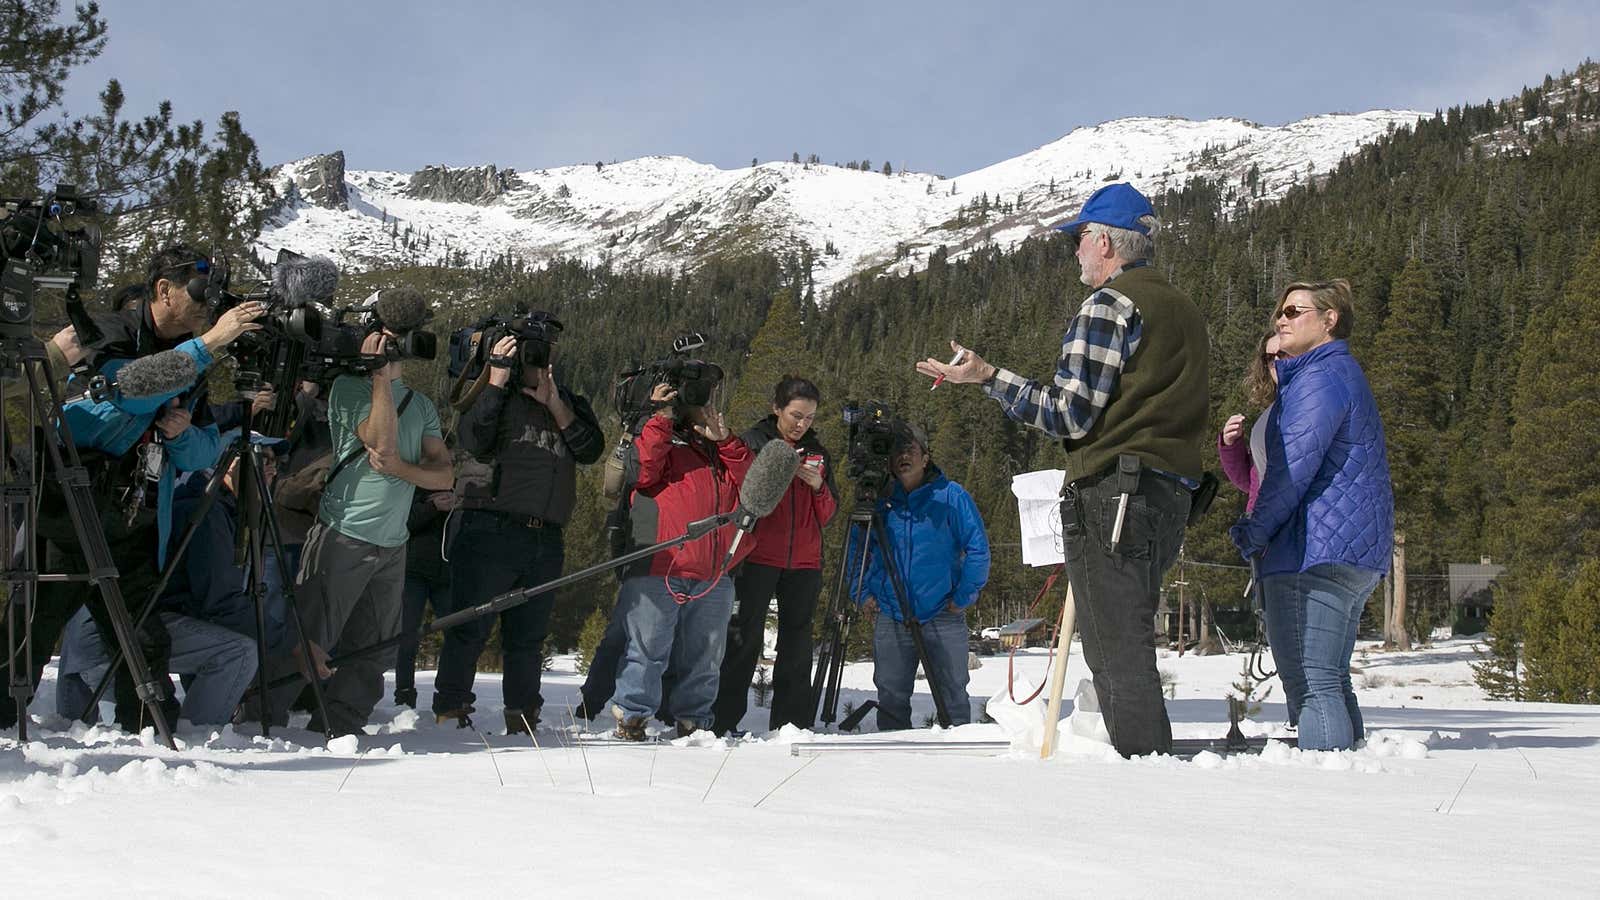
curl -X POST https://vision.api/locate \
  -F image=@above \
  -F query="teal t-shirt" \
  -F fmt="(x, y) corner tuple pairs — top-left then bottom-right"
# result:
(319, 375), (443, 548)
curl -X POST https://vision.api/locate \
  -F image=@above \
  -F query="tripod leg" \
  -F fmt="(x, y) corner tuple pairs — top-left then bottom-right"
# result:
(27, 358), (175, 748)
(869, 518), (953, 728)
(250, 449), (333, 739)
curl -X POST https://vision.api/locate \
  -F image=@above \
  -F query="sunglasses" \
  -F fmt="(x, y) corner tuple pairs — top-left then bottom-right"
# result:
(1261, 350), (1289, 364)
(1276, 304), (1320, 320)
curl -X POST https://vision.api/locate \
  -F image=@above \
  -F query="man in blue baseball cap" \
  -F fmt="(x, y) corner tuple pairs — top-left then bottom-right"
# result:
(916, 182), (1210, 758)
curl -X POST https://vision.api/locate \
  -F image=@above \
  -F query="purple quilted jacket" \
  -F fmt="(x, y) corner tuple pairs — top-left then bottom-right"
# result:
(1229, 340), (1394, 577)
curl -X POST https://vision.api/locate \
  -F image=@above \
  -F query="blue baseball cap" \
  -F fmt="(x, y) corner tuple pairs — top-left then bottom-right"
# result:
(219, 428), (290, 458)
(1055, 182), (1155, 236)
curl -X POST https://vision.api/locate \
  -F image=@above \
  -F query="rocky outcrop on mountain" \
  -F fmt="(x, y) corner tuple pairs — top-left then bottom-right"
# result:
(280, 152), (349, 210)
(406, 165), (518, 204)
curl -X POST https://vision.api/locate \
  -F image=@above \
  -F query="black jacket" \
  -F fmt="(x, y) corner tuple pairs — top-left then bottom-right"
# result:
(457, 381), (604, 525)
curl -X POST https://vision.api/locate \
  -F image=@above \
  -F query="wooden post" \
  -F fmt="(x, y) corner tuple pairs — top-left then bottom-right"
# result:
(1391, 532), (1410, 651)
(1382, 573), (1394, 645)
(1039, 584), (1077, 760)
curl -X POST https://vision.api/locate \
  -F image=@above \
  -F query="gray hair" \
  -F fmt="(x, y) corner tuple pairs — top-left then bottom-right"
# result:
(1084, 215), (1160, 263)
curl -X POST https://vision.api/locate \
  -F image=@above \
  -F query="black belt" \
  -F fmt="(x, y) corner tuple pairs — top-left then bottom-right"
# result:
(470, 508), (561, 530)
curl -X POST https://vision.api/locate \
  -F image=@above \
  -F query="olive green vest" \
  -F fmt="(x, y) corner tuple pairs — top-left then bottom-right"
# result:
(1062, 264), (1209, 483)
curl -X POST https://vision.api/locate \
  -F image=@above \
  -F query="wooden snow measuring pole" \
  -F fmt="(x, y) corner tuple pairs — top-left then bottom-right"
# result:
(1039, 582), (1078, 759)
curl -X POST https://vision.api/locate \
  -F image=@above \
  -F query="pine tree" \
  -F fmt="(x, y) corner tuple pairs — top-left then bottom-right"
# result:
(725, 288), (806, 430)
(1498, 238), (1600, 568)
(1367, 257), (1449, 610)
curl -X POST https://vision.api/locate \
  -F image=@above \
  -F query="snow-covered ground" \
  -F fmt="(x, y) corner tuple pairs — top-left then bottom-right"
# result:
(5, 637), (1597, 898)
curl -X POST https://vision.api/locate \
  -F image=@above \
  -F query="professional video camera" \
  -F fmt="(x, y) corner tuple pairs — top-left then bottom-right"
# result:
(201, 250), (334, 396)
(447, 304), (563, 382)
(0, 184), (101, 344)
(313, 289), (439, 375)
(842, 400), (907, 499)
(611, 332), (723, 420)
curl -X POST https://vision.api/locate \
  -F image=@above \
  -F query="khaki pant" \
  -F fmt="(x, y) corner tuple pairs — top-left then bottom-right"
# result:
(266, 522), (405, 736)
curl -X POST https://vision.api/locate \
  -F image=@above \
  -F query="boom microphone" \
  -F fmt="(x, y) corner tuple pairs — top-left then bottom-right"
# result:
(73, 350), (199, 413)
(721, 439), (803, 571)
(373, 286), (432, 332)
(270, 249), (340, 307)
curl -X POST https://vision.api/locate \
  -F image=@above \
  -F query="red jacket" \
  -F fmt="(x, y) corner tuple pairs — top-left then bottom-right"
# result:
(741, 417), (838, 570)
(632, 413), (754, 581)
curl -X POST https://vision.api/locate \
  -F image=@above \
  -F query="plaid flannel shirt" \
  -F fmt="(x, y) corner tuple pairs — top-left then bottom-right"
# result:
(982, 273), (1144, 440)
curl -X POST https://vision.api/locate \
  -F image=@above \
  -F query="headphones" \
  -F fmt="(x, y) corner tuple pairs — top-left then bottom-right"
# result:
(157, 253), (228, 311)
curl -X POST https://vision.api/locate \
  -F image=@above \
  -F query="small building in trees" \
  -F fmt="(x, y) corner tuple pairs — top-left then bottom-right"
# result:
(1450, 559), (1505, 634)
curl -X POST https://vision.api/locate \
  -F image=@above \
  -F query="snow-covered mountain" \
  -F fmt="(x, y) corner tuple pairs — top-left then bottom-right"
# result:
(258, 110), (1423, 290)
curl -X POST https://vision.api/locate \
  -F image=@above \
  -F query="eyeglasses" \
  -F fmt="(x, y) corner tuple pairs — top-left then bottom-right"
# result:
(1261, 350), (1289, 364)
(1276, 305), (1319, 321)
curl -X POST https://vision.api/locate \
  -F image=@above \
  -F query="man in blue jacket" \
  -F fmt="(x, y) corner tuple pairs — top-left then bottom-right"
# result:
(848, 423), (989, 730)
(0, 245), (266, 731)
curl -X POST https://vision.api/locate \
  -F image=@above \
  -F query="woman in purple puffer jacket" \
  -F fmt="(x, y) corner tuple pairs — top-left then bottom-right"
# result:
(1230, 279), (1394, 752)
(1219, 328), (1287, 512)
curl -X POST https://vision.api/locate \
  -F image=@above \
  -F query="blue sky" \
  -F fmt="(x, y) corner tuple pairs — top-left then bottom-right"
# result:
(62, 0), (1598, 176)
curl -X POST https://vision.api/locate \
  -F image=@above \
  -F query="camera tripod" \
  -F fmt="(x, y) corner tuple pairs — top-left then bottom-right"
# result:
(79, 384), (334, 738)
(811, 494), (953, 731)
(1, 332), (176, 748)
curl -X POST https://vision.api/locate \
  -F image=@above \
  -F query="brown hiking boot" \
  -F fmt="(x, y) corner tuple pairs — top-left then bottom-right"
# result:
(613, 706), (648, 742)
(504, 706), (542, 735)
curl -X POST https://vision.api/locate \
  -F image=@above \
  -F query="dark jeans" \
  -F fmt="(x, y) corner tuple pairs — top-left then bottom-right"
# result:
(431, 512), (564, 716)
(713, 563), (821, 734)
(394, 567), (449, 696)
(1062, 469), (1190, 757)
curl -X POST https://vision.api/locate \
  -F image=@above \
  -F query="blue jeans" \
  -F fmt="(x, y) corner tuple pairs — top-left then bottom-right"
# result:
(1261, 563), (1381, 750)
(58, 609), (258, 727)
(871, 607), (973, 731)
(609, 575), (734, 727)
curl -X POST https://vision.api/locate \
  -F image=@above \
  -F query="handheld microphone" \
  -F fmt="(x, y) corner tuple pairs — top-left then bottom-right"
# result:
(271, 250), (340, 306)
(721, 439), (803, 571)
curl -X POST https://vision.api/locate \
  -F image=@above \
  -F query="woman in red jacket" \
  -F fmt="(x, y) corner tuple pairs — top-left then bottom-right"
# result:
(713, 377), (838, 735)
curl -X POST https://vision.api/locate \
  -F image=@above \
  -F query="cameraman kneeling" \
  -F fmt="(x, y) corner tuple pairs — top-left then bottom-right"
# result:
(431, 325), (604, 731)
(847, 424), (989, 731)
(609, 382), (752, 740)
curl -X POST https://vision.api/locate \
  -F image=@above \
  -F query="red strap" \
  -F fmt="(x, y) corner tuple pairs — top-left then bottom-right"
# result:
(1008, 563), (1066, 706)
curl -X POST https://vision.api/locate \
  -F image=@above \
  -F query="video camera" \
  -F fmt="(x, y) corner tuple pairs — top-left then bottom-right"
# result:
(611, 332), (723, 421)
(203, 250), (329, 377)
(315, 292), (438, 376)
(0, 184), (101, 343)
(447, 304), (563, 382)
(843, 400), (908, 499)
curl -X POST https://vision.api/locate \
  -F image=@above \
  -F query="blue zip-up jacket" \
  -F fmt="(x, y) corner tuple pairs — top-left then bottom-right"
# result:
(1230, 340), (1394, 577)
(59, 307), (222, 566)
(846, 466), (990, 623)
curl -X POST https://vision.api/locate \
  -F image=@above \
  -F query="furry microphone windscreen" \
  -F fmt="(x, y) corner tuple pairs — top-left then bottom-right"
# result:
(373, 287), (431, 332)
(738, 438), (804, 519)
(270, 251), (340, 307)
(112, 350), (198, 399)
